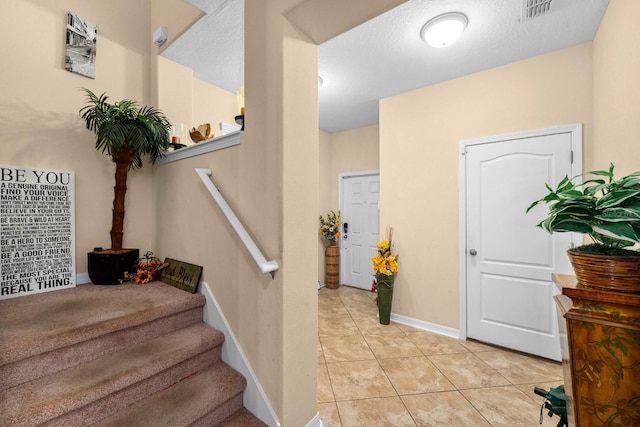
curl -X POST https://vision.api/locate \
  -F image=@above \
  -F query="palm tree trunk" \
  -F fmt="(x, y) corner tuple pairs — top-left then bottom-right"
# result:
(110, 142), (136, 250)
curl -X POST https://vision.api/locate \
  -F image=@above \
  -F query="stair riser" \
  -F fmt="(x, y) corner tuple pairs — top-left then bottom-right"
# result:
(44, 347), (221, 427)
(0, 307), (204, 391)
(92, 362), (251, 427)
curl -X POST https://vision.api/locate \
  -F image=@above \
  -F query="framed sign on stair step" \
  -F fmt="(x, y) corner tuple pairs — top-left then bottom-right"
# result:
(160, 258), (203, 293)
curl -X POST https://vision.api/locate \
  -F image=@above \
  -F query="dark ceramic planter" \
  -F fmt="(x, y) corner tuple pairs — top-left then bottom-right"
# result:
(88, 248), (139, 285)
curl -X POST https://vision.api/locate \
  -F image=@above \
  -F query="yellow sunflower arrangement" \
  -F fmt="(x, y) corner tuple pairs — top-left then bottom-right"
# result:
(372, 230), (398, 276)
(134, 259), (161, 284)
(132, 251), (164, 284)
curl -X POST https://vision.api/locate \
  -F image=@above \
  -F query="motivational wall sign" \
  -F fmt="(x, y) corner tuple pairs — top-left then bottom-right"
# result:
(1, 166), (76, 300)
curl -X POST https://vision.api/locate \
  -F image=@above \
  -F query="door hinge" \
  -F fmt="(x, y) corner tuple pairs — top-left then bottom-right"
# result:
(570, 150), (574, 164)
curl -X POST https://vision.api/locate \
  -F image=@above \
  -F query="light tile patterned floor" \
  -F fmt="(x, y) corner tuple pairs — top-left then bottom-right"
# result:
(318, 285), (565, 427)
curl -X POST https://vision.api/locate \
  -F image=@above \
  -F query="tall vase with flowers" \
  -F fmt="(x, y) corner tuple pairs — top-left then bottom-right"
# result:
(319, 210), (341, 244)
(319, 210), (341, 289)
(372, 228), (399, 324)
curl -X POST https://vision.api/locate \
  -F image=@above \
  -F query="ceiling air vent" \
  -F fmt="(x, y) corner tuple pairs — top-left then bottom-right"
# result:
(521, 0), (553, 21)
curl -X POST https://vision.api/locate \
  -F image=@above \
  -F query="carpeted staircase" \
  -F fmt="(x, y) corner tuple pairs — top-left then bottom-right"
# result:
(0, 281), (267, 426)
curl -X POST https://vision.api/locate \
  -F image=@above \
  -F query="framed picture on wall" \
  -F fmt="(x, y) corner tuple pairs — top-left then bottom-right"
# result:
(65, 12), (97, 79)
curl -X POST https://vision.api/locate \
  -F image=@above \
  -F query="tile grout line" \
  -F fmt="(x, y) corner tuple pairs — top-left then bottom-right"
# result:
(319, 286), (565, 426)
(343, 287), (419, 426)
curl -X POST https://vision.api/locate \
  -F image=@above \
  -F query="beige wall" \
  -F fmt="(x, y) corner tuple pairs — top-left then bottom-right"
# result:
(285, 0), (407, 44)
(0, 0), (219, 274)
(592, 0), (640, 177)
(192, 78), (239, 137)
(329, 125), (380, 209)
(318, 129), (332, 282)
(317, 126), (380, 284)
(149, 1), (202, 109)
(281, 18), (320, 425)
(377, 0), (640, 332)
(1, 0), (156, 272)
(157, 56), (194, 137)
(157, 1), (322, 424)
(380, 43), (593, 328)
(9, 0), (638, 425)
(155, 56), (238, 146)
(0, 0), (388, 424)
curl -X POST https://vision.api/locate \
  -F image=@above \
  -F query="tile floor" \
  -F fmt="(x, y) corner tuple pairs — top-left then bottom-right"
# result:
(317, 285), (565, 426)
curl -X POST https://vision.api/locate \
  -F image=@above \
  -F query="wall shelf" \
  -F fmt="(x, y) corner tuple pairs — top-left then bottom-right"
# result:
(155, 130), (242, 165)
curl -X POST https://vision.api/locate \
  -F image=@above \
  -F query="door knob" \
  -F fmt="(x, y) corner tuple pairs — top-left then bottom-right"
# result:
(469, 249), (477, 256)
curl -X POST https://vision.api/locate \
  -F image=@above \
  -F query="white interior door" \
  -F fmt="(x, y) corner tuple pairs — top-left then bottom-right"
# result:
(464, 126), (580, 361)
(340, 172), (380, 290)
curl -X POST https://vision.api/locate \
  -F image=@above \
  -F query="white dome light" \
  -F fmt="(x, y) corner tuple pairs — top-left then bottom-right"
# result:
(421, 12), (468, 48)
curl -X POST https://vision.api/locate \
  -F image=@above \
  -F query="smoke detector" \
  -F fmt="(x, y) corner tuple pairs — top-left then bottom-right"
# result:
(522, 0), (553, 21)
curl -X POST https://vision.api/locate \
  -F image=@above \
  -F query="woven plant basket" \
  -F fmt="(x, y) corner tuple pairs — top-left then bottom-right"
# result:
(567, 249), (640, 293)
(325, 240), (340, 289)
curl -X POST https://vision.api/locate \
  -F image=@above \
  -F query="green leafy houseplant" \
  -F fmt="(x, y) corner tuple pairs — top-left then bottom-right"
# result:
(527, 164), (640, 292)
(80, 88), (171, 251)
(526, 163), (640, 254)
(80, 89), (171, 285)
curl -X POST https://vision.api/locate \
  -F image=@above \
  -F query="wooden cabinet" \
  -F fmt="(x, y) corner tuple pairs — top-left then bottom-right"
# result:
(553, 274), (640, 427)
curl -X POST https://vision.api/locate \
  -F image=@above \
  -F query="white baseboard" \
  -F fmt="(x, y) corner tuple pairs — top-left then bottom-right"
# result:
(76, 272), (91, 284)
(199, 282), (281, 427)
(306, 412), (324, 427)
(390, 312), (460, 339)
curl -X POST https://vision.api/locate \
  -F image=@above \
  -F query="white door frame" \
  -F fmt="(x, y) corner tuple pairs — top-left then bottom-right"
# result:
(338, 169), (380, 287)
(458, 124), (583, 339)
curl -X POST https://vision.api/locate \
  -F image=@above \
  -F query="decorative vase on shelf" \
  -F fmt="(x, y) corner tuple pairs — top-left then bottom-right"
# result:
(325, 239), (340, 289)
(376, 272), (395, 324)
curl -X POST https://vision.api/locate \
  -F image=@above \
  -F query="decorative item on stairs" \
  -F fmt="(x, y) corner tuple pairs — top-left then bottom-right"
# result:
(527, 163), (640, 292)
(319, 210), (341, 289)
(372, 228), (399, 325)
(132, 251), (167, 284)
(80, 89), (171, 285)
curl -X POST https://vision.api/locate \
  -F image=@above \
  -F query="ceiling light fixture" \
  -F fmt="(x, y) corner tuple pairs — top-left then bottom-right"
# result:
(420, 12), (468, 48)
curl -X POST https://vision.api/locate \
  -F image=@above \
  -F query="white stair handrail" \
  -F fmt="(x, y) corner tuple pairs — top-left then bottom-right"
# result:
(195, 168), (279, 278)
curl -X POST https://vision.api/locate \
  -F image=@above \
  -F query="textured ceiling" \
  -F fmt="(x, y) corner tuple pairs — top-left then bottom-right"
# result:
(162, 0), (610, 134)
(162, 0), (244, 94)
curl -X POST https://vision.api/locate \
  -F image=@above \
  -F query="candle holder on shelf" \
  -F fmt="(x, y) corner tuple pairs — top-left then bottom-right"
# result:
(234, 114), (244, 131)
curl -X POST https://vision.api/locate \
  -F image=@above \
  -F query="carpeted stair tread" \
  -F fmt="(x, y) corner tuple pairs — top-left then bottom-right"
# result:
(0, 282), (264, 426)
(0, 281), (205, 366)
(0, 322), (224, 427)
(0, 306), (204, 391)
(94, 362), (249, 427)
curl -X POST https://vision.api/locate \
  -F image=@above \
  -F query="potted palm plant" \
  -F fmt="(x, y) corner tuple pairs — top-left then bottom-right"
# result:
(80, 89), (171, 285)
(527, 163), (640, 292)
